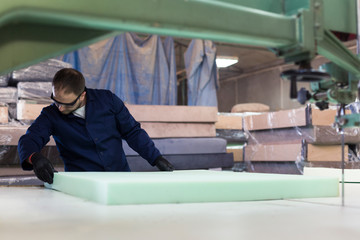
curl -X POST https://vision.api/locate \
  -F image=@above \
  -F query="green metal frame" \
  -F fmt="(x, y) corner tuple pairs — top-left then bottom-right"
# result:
(0, 0), (359, 78)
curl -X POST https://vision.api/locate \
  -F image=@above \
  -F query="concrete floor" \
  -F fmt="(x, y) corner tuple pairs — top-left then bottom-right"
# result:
(0, 184), (359, 240)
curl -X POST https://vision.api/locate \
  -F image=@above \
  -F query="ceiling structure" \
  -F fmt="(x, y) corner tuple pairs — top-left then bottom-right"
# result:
(173, 38), (357, 83)
(173, 38), (281, 83)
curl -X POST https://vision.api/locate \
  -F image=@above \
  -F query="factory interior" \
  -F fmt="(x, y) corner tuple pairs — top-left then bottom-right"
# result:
(1, 1), (360, 239)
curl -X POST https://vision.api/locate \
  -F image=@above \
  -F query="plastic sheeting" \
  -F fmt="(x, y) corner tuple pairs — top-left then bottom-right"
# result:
(10, 59), (72, 85)
(240, 105), (360, 174)
(17, 82), (52, 103)
(0, 74), (10, 87)
(0, 87), (17, 103)
(58, 33), (177, 105)
(184, 39), (219, 106)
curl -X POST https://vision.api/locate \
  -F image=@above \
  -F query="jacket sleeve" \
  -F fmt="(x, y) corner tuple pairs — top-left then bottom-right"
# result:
(18, 109), (53, 170)
(111, 94), (161, 165)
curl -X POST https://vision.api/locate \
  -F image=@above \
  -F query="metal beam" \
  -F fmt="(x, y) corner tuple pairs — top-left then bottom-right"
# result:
(0, 23), (115, 74)
(323, 0), (357, 34)
(0, 0), (297, 75)
(318, 30), (360, 76)
(0, 0), (359, 76)
(0, 0), (298, 45)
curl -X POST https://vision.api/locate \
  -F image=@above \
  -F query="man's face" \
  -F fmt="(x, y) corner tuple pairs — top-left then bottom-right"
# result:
(51, 87), (85, 115)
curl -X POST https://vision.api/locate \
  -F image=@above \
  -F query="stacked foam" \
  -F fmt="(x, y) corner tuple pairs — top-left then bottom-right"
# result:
(0, 104), (233, 172)
(126, 104), (217, 138)
(242, 105), (360, 174)
(215, 113), (246, 164)
(125, 104), (233, 170)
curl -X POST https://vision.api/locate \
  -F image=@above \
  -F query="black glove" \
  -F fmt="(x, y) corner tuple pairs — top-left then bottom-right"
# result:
(30, 152), (56, 184)
(155, 156), (175, 171)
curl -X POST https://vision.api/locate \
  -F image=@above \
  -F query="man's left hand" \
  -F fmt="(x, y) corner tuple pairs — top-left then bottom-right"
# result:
(155, 156), (175, 171)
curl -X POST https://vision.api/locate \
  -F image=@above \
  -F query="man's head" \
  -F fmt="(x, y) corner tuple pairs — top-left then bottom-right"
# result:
(51, 68), (86, 115)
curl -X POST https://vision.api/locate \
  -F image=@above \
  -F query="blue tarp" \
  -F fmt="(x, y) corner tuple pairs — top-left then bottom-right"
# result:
(58, 33), (177, 105)
(184, 39), (219, 106)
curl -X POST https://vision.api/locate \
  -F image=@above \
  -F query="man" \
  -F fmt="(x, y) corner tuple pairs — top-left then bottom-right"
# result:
(18, 68), (174, 184)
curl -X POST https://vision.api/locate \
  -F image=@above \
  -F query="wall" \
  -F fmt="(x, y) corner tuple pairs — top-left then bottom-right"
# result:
(217, 64), (311, 112)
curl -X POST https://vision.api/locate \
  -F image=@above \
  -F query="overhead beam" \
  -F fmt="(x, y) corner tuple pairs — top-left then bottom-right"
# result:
(0, 0), (297, 75)
(0, 0), (359, 76)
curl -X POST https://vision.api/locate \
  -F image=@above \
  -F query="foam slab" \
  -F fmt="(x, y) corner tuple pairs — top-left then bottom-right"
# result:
(46, 170), (338, 205)
(303, 167), (360, 183)
(122, 138), (226, 156)
(127, 153), (234, 171)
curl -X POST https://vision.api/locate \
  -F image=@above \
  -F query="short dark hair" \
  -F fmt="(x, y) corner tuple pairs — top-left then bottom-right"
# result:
(52, 68), (85, 95)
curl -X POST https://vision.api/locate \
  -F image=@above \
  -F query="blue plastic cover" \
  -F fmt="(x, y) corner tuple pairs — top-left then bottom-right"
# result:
(184, 40), (219, 106)
(58, 33), (177, 105)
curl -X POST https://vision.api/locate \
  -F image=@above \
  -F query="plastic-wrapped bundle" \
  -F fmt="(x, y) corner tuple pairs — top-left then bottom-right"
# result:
(17, 82), (52, 103)
(10, 59), (72, 85)
(0, 74), (10, 87)
(0, 87), (17, 120)
(0, 87), (17, 103)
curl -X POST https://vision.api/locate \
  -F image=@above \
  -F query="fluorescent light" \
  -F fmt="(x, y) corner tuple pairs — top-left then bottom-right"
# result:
(216, 56), (238, 68)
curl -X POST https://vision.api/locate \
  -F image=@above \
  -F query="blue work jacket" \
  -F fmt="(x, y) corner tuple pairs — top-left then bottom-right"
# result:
(18, 88), (161, 171)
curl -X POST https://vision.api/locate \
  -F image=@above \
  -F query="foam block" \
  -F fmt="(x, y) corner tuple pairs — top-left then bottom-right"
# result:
(17, 100), (47, 120)
(215, 114), (243, 130)
(127, 153), (234, 171)
(303, 167), (360, 183)
(226, 147), (243, 162)
(123, 138), (226, 156)
(141, 122), (216, 138)
(244, 143), (302, 161)
(46, 170), (338, 205)
(0, 106), (8, 123)
(243, 107), (350, 131)
(126, 104), (218, 122)
(307, 144), (349, 162)
(243, 108), (307, 131)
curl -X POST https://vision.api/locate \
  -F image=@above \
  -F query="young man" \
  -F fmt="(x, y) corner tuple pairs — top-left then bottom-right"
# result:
(18, 68), (174, 184)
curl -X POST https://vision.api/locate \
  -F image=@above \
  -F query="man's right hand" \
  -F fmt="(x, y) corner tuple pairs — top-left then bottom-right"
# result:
(29, 152), (56, 184)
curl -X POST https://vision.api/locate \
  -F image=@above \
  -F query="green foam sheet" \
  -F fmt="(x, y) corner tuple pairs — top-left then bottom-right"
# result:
(45, 170), (339, 205)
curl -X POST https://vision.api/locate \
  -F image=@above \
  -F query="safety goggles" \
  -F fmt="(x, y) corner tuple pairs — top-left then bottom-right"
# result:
(51, 90), (85, 107)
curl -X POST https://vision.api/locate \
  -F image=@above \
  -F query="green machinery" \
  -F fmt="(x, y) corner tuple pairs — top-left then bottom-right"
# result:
(1, 0), (360, 127)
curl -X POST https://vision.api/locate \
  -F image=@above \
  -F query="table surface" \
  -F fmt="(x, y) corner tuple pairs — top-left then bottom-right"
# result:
(1, 183), (360, 240)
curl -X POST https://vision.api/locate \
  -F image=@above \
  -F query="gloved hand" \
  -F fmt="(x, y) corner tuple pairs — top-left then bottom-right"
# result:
(29, 152), (56, 184)
(155, 156), (175, 171)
